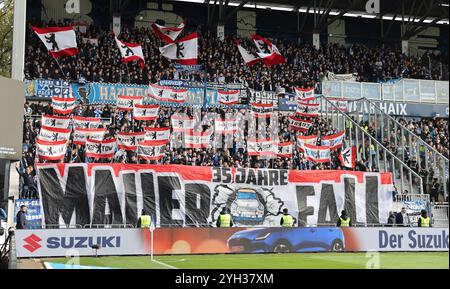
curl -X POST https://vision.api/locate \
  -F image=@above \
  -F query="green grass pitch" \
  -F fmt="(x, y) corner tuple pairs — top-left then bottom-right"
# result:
(43, 252), (449, 269)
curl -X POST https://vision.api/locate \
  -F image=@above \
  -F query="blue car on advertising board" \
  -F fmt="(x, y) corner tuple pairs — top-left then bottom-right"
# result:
(228, 227), (345, 253)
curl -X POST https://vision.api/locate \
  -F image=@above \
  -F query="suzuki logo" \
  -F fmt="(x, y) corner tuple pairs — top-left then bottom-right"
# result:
(23, 234), (42, 252)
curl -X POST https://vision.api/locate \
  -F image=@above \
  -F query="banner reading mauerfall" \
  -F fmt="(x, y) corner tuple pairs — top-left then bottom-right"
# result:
(35, 164), (393, 228)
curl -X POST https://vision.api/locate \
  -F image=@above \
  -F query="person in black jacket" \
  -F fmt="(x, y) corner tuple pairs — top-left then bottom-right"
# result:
(16, 205), (28, 229)
(395, 207), (410, 227)
(16, 164), (38, 199)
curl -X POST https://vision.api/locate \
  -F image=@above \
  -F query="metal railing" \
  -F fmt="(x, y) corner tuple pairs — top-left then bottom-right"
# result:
(318, 95), (424, 195)
(431, 203), (449, 228)
(348, 97), (448, 198)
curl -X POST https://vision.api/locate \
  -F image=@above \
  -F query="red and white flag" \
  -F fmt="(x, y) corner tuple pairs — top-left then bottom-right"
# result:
(51, 97), (76, 115)
(321, 131), (345, 150)
(250, 102), (274, 118)
(117, 95), (143, 111)
(294, 87), (315, 102)
(159, 32), (198, 65)
(32, 26), (79, 58)
(171, 113), (194, 132)
(117, 132), (146, 150)
(328, 98), (348, 112)
(247, 139), (275, 158)
(166, 88), (188, 103)
(303, 144), (331, 163)
(296, 135), (318, 151)
(251, 34), (285, 67)
(296, 102), (320, 118)
(41, 114), (71, 129)
(137, 140), (167, 161)
(218, 90), (240, 106)
(236, 42), (261, 66)
(276, 142), (294, 158)
(133, 104), (159, 121)
(144, 127), (170, 142)
(289, 116), (313, 132)
(36, 139), (67, 161)
(73, 116), (101, 129)
(151, 21), (185, 44)
(38, 126), (71, 142)
(339, 146), (357, 168)
(215, 118), (237, 134)
(148, 84), (187, 103)
(73, 128), (106, 145)
(114, 36), (145, 68)
(184, 130), (213, 148)
(85, 138), (117, 159)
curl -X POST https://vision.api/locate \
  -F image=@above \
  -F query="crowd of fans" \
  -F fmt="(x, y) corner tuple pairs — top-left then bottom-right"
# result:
(24, 19), (449, 94)
(19, 19), (448, 203)
(19, 100), (375, 198)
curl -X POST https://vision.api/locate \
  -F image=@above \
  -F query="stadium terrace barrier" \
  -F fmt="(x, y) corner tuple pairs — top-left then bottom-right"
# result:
(14, 227), (449, 258)
(322, 79), (449, 104)
(349, 97), (449, 198)
(318, 96), (424, 195)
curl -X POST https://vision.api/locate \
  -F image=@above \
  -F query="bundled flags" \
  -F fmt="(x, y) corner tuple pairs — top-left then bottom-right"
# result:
(159, 32), (199, 65)
(32, 26), (79, 58)
(151, 21), (186, 44)
(114, 36), (145, 68)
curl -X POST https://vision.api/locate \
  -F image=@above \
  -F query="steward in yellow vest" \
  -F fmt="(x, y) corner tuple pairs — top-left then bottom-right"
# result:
(418, 210), (431, 227)
(280, 208), (295, 227)
(137, 210), (152, 228)
(216, 208), (233, 227)
(337, 210), (352, 227)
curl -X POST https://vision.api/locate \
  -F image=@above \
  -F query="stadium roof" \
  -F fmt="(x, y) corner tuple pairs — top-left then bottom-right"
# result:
(173, 0), (449, 37)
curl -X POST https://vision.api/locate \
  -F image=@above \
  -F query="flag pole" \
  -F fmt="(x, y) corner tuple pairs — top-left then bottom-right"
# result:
(54, 58), (68, 81)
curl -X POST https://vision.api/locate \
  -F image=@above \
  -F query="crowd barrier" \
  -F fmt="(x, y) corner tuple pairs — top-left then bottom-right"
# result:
(14, 226), (449, 258)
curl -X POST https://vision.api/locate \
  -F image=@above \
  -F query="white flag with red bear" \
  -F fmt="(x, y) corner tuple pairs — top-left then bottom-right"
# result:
(32, 26), (79, 58)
